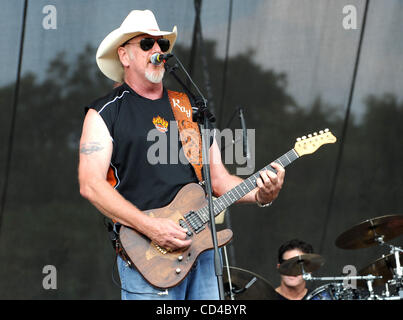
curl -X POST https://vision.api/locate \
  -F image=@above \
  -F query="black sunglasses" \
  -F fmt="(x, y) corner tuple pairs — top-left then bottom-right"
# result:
(126, 37), (170, 52)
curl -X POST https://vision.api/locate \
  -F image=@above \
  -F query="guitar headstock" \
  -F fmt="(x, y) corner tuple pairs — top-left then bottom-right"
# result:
(294, 129), (337, 156)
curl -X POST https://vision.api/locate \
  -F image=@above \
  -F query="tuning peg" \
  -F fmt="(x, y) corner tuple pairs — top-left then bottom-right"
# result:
(308, 134), (312, 138)
(324, 128), (329, 132)
(302, 136), (307, 140)
(297, 137), (301, 141)
(319, 130), (324, 134)
(313, 132), (318, 136)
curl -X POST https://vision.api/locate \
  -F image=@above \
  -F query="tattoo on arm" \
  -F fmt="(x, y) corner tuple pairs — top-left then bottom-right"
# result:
(80, 142), (104, 155)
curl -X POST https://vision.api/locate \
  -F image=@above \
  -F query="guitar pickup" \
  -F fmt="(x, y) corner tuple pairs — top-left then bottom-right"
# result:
(184, 211), (205, 234)
(179, 219), (193, 237)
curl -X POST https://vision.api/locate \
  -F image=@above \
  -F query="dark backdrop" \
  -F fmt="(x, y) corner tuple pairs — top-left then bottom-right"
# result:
(1, 0), (402, 299)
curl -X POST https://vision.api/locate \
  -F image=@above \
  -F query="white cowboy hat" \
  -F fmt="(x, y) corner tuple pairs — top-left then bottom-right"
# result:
(96, 10), (177, 83)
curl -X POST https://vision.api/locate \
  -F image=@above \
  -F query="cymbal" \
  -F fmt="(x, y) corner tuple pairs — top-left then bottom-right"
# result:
(358, 252), (403, 287)
(335, 215), (403, 249)
(278, 254), (325, 276)
(222, 266), (278, 300)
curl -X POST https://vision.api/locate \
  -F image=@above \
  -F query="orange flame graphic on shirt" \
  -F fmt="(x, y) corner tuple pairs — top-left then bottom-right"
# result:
(152, 116), (168, 133)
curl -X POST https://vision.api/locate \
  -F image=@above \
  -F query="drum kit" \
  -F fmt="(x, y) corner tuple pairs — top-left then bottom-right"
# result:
(223, 266), (279, 300)
(223, 214), (403, 300)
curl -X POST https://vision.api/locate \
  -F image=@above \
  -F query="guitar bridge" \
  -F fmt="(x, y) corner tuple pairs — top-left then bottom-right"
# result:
(152, 242), (168, 254)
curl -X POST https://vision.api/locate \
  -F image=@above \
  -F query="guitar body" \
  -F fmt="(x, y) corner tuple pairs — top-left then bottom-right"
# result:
(117, 129), (337, 289)
(119, 183), (233, 289)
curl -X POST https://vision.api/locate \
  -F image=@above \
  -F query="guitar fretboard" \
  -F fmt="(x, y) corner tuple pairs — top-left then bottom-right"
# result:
(194, 148), (300, 223)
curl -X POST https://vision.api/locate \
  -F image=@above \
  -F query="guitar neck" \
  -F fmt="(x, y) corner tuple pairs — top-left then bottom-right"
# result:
(195, 148), (300, 222)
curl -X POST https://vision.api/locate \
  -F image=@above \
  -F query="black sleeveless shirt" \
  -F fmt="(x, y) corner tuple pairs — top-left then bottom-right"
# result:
(86, 83), (198, 211)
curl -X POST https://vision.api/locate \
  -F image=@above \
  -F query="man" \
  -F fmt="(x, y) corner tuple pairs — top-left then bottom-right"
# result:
(274, 239), (314, 300)
(78, 9), (285, 300)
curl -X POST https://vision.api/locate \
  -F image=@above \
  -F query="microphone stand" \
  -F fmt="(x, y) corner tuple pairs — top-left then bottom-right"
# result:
(164, 56), (225, 300)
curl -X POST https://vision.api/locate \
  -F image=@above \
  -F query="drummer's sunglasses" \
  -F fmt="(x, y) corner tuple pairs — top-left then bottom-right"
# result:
(126, 38), (170, 52)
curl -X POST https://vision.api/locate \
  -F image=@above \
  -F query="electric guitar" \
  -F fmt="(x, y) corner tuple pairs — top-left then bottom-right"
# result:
(119, 129), (337, 289)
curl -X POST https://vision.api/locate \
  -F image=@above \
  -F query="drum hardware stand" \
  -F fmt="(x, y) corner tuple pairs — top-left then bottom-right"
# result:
(365, 278), (377, 300)
(299, 259), (382, 282)
(380, 281), (402, 300)
(223, 247), (258, 299)
(235, 277), (257, 293)
(223, 246), (235, 300)
(375, 235), (403, 281)
(228, 277), (257, 296)
(364, 235), (403, 300)
(302, 273), (381, 283)
(371, 230), (403, 298)
(384, 282), (391, 297)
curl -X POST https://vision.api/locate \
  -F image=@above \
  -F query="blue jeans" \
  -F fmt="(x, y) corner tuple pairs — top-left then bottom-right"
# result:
(117, 249), (220, 300)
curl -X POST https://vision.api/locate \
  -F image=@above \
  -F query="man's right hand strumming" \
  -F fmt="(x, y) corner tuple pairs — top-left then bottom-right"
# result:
(143, 217), (192, 252)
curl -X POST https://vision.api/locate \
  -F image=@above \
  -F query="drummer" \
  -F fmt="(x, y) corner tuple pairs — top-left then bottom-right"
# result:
(274, 239), (314, 300)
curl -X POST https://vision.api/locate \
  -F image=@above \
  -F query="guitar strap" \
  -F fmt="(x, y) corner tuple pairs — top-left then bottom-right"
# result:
(167, 90), (203, 183)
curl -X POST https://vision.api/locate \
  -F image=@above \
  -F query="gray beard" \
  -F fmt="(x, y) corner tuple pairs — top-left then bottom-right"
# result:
(145, 67), (165, 84)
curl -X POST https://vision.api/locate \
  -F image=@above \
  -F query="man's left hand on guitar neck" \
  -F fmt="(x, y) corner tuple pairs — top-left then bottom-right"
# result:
(209, 140), (285, 206)
(255, 162), (285, 207)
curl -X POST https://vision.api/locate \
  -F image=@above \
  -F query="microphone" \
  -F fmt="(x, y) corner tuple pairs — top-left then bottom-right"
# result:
(150, 53), (173, 65)
(238, 107), (249, 159)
